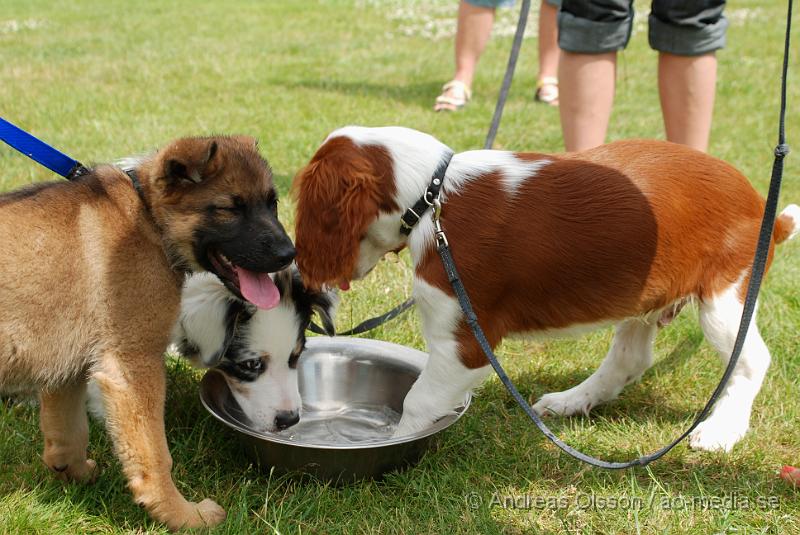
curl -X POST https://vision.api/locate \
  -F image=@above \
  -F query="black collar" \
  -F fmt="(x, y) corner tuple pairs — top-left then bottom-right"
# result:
(399, 150), (454, 235)
(124, 168), (146, 201)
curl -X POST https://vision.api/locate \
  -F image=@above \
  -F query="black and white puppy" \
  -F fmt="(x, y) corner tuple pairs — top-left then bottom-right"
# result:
(172, 268), (336, 432)
(90, 267), (336, 433)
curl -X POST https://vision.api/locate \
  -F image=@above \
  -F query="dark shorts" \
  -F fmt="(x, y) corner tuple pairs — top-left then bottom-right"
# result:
(558, 0), (728, 55)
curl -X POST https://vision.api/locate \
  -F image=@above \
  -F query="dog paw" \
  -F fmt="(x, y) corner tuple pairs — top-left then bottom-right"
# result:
(194, 499), (227, 528)
(167, 499), (227, 530)
(533, 388), (598, 417)
(689, 419), (748, 452)
(48, 458), (99, 483)
(393, 412), (436, 438)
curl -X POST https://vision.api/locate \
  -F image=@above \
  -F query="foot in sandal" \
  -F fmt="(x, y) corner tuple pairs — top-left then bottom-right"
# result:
(434, 80), (472, 112)
(535, 76), (559, 107)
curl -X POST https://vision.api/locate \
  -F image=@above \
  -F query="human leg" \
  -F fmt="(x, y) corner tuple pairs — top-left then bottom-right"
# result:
(558, 51), (617, 151)
(535, 0), (561, 106)
(435, 0), (499, 111)
(650, 0), (727, 152)
(658, 53), (718, 152)
(556, 0), (633, 150)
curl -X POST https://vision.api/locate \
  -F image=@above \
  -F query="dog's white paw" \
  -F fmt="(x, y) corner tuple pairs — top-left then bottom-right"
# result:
(533, 387), (599, 417)
(393, 412), (436, 438)
(689, 417), (748, 452)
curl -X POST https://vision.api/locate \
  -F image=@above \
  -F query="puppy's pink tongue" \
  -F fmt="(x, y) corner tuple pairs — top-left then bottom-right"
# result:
(339, 281), (350, 291)
(234, 267), (280, 309)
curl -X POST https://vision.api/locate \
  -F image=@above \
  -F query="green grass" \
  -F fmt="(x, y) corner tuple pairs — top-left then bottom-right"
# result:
(1, 0), (799, 533)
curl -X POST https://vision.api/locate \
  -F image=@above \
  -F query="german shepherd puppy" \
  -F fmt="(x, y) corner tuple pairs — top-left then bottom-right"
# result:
(0, 136), (294, 530)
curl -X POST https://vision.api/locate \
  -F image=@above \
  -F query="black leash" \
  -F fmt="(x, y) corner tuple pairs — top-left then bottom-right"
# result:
(411, 0), (792, 468)
(307, 297), (415, 337)
(484, 0), (531, 150)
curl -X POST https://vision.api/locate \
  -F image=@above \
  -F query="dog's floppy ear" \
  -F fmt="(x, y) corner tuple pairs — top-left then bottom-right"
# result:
(163, 138), (218, 186)
(292, 143), (384, 289)
(310, 287), (338, 336)
(285, 266), (338, 336)
(178, 283), (245, 368)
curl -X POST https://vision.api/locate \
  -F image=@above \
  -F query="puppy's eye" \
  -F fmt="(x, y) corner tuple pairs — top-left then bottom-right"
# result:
(237, 358), (263, 372)
(209, 204), (239, 213)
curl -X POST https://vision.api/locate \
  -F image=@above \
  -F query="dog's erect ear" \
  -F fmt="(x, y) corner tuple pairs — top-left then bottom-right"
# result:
(163, 139), (218, 186)
(310, 287), (338, 336)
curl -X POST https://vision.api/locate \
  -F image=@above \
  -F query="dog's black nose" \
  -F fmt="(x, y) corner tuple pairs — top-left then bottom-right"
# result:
(274, 410), (300, 430)
(274, 245), (296, 267)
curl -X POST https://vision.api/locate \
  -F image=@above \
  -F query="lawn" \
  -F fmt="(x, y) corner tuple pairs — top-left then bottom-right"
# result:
(1, 0), (798, 533)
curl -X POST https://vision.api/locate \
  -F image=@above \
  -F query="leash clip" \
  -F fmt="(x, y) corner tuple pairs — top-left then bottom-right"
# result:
(432, 198), (448, 247)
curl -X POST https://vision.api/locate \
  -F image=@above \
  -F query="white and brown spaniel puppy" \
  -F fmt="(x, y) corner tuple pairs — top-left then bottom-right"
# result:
(292, 126), (799, 452)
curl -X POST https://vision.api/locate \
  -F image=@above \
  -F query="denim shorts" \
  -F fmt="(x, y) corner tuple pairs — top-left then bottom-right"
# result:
(558, 0), (728, 55)
(466, 0), (561, 9)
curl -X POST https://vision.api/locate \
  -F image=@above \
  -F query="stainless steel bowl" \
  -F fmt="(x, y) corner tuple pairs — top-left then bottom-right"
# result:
(200, 337), (471, 482)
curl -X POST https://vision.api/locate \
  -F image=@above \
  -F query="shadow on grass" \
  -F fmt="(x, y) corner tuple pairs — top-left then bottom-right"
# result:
(478, 332), (707, 427)
(276, 78), (444, 110)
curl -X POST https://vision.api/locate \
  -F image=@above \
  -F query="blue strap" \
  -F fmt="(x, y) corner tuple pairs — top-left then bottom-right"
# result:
(0, 117), (89, 180)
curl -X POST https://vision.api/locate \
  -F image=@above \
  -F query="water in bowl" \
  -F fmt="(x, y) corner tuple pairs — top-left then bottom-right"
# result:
(280, 403), (401, 445)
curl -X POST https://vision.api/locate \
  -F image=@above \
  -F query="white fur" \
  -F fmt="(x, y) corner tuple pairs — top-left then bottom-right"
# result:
(336, 126), (551, 278)
(230, 294), (303, 432)
(172, 272), (231, 365)
(780, 204), (800, 241)
(395, 278), (492, 436)
(445, 150), (551, 197)
(689, 276), (771, 451)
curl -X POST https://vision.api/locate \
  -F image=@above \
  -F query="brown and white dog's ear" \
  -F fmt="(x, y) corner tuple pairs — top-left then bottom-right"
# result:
(162, 138), (218, 186)
(292, 144), (383, 289)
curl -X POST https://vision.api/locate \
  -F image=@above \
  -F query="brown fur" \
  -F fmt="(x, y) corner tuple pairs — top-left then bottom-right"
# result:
(293, 137), (397, 289)
(0, 136), (278, 530)
(293, 138), (792, 369)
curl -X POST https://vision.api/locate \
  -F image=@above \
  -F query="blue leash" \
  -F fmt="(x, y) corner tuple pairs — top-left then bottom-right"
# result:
(0, 117), (90, 180)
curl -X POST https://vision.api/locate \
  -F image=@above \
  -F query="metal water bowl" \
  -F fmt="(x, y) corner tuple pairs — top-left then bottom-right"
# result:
(200, 337), (471, 482)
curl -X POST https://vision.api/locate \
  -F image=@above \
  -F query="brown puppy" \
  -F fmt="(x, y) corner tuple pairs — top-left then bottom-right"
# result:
(0, 136), (294, 530)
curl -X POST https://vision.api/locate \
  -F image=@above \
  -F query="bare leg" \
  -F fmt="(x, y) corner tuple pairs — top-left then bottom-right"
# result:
(535, 0), (561, 105)
(559, 51), (617, 151)
(435, 1), (495, 110)
(453, 0), (495, 88)
(537, 2), (560, 80)
(92, 353), (225, 530)
(658, 52), (718, 152)
(40, 381), (97, 482)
